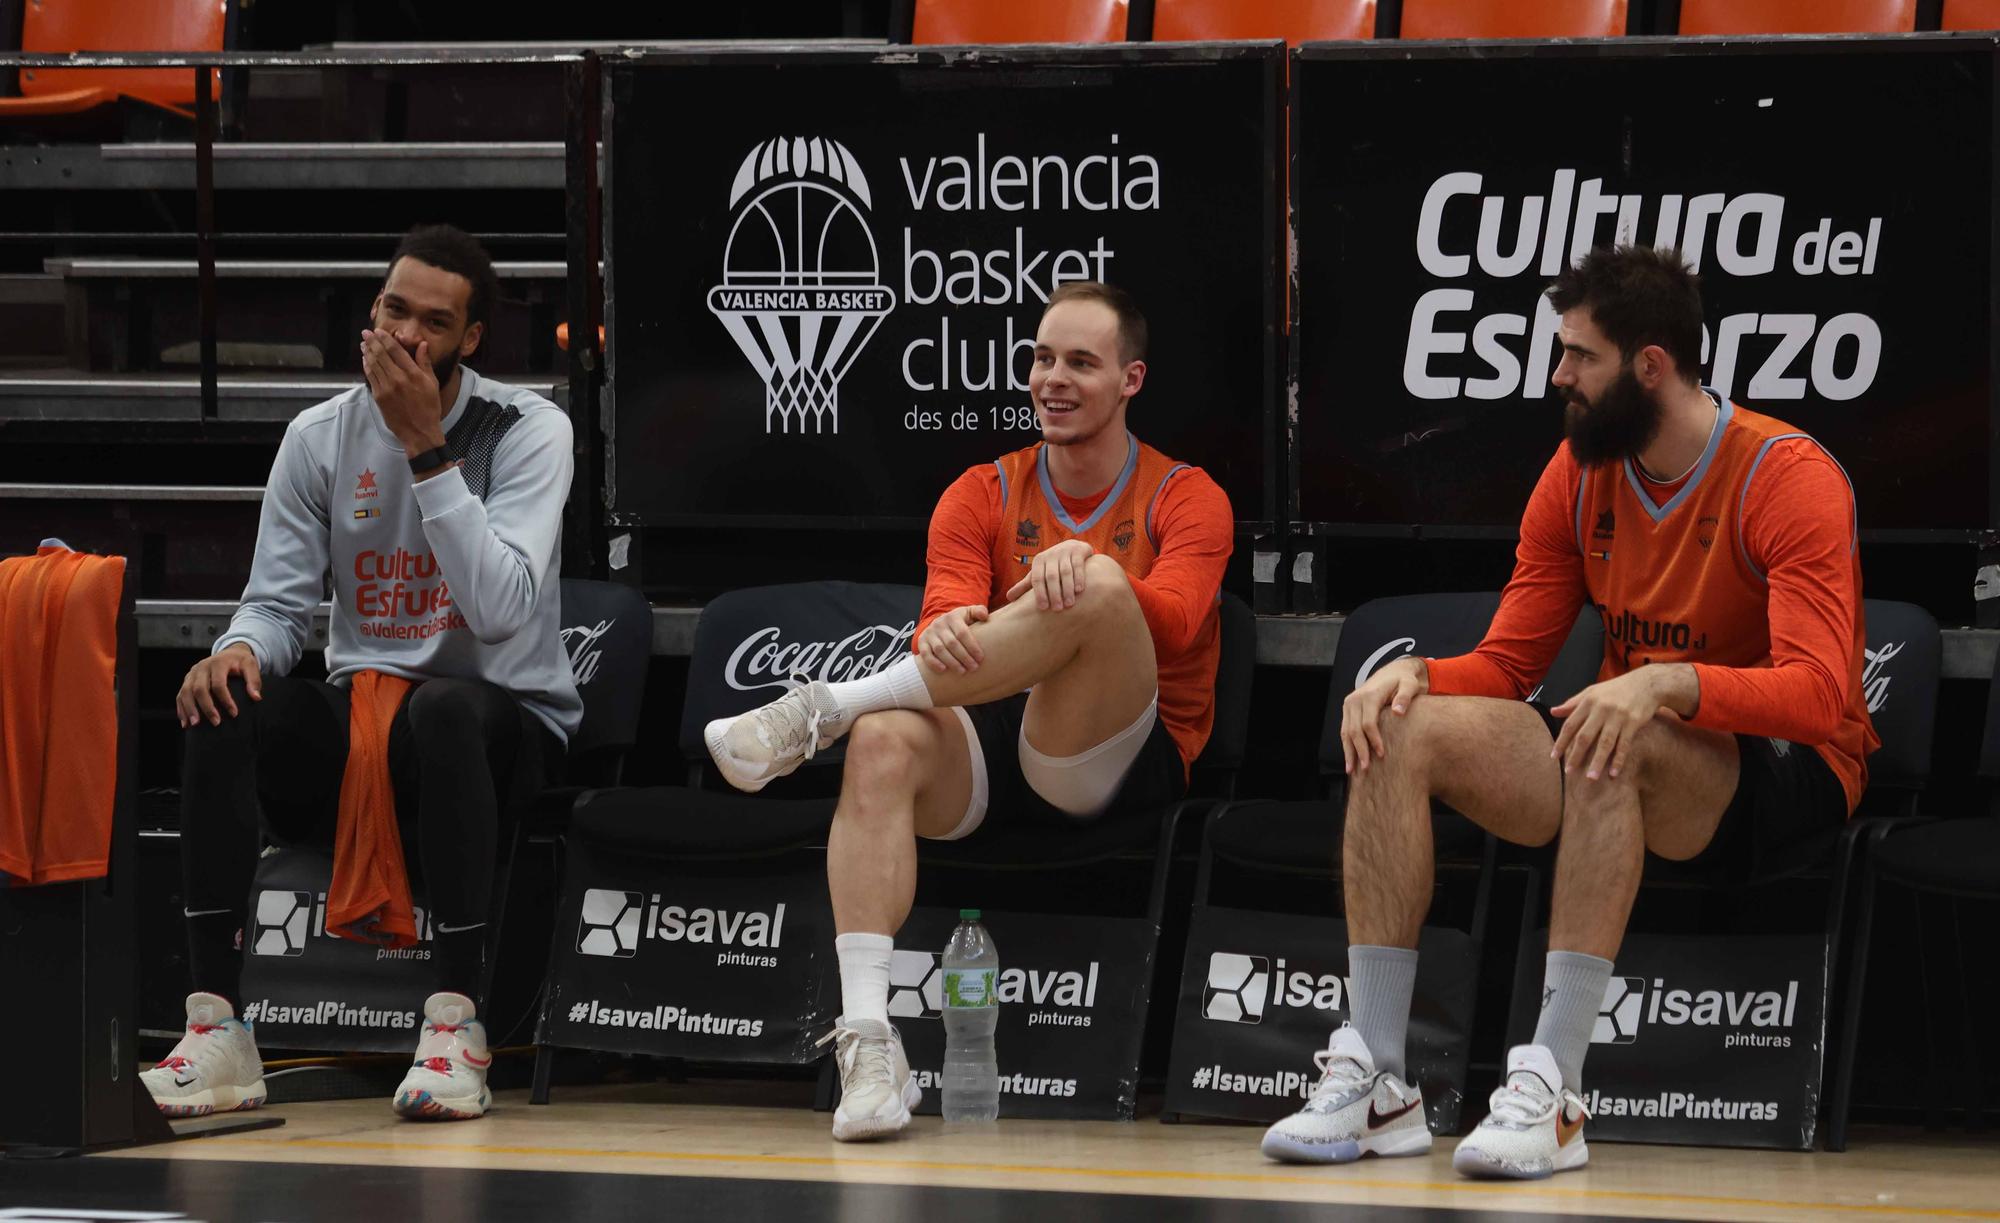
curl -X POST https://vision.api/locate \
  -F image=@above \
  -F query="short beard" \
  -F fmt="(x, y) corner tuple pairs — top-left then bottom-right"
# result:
(1564, 364), (1664, 468)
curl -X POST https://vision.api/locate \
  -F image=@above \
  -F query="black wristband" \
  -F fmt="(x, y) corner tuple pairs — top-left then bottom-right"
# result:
(407, 446), (453, 475)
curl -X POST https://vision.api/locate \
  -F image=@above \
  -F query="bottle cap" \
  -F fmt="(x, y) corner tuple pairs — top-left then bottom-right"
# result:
(960, 908), (981, 921)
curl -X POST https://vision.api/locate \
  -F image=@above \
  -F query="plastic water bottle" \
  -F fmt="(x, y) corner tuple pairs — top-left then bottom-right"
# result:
(941, 908), (1000, 1122)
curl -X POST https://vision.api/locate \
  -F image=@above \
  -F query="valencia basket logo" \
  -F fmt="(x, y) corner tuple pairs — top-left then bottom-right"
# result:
(708, 136), (896, 435)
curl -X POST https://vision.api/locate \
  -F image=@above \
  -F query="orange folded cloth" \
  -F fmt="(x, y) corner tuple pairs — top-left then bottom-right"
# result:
(326, 670), (418, 947)
(0, 545), (124, 886)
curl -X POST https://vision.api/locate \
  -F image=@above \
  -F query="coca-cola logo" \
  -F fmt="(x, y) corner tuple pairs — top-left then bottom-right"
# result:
(724, 620), (917, 694)
(562, 618), (614, 687)
(1862, 640), (1904, 715)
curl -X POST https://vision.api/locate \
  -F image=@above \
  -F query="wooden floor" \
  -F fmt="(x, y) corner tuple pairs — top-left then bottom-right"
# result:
(74, 1080), (2000, 1222)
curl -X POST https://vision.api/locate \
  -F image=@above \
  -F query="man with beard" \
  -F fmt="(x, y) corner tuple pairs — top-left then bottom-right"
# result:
(147, 225), (579, 1122)
(1262, 245), (1875, 1178)
(705, 281), (1233, 1141)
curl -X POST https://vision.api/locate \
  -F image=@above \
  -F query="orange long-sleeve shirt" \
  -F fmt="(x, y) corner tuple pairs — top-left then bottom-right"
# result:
(1426, 403), (1877, 812)
(918, 440), (1234, 770)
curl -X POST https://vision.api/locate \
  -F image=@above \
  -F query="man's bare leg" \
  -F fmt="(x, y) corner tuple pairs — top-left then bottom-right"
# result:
(1530, 719), (1739, 1096)
(1339, 696), (1564, 1080)
(827, 708), (975, 940)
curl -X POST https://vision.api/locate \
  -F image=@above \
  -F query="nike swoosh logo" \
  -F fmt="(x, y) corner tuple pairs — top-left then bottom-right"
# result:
(174, 1076), (198, 1087)
(1367, 1098), (1422, 1128)
(1557, 1107), (1585, 1147)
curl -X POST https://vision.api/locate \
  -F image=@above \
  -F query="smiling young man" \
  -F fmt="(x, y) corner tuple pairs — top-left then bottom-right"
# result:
(1260, 245), (1877, 1177)
(146, 225), (579, 1123)
(706, 281), (1234, 1141)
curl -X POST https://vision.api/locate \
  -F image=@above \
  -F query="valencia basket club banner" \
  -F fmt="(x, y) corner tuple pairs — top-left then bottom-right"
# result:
(1165, 907), (1479, 1133)
(601, 44), (1280, 528)
(539, 838), (838, 1064)
(1291, 37), (1995, 532)
(885, 907), (1158, 1120)
(1508, 931), (1828, 1150)
(239, 848), (438, 1052)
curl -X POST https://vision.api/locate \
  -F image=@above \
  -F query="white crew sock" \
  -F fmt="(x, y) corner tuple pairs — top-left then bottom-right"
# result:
(824, 655), (935, 717)
(836, 932), (895, 1026)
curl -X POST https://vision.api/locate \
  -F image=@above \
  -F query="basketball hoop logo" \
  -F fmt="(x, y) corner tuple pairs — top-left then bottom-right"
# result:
(708, 137), (896, 433)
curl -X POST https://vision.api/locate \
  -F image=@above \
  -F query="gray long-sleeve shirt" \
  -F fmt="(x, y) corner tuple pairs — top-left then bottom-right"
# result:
(216, 367), (583, 741)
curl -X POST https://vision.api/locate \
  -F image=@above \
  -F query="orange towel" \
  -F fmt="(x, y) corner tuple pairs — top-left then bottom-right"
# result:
(326, 670), (418, 947)
(0, 545), (124, 886)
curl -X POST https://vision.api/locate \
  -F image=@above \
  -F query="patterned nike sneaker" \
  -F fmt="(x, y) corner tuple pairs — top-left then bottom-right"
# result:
(1452, 1044), (1590, 1180)
(140, 993), (268, 1118)
(1260, 1025), (1433, 1163)
(818, 1017), (923, 1142)
(392, 992), (493, 1121)
(704, 680), (853, 793)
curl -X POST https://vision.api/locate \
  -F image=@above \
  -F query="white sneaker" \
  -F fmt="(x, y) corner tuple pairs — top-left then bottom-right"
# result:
(140, 993), (268, 1118)
(818, 1017), (922, 1142)
(1452, 1044), (1590, 1180)
(704, 680), (851, 793)
(392, 992), (493, 1121)
(1260, 1026), (1433, 1163)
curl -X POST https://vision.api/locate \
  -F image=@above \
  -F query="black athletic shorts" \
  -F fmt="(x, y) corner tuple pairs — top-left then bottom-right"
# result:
(954, 690), (1187, 835)
(1531, 703), (1849, 880)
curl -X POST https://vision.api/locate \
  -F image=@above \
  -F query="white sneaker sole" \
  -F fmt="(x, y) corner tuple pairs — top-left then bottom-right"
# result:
(150, 1079), (268, 1119)
(1453, 1136), (1589, 1180)
(831, 1076), (924, 1142)
(394, 1084), (492, 1121)
(704, 717), (786, 793)
(1262, 1123), (1433, 1164)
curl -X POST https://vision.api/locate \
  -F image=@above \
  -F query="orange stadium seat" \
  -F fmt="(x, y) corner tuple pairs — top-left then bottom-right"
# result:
(1152, 0), (1376, 41)
(1677, 0), (1917, 34)
(1942, 0), (2000, 28)
(1399, 0), (1627, 38)
(911, 0), (1128, 43)
(2, 0), (226, 119)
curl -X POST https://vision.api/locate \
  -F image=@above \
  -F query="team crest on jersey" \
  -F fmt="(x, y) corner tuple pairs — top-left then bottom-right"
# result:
(1698, 515), (1720, 550)
(1016, 518), (1041, 549)
(1112, 518), (1136, 551)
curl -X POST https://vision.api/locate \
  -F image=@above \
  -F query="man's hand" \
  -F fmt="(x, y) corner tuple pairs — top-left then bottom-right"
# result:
(178, 643), (262, 729)
(1549, 664), (1698, 781)
(918, 604), (990, 674)
(359, 329), (446, 456)
(1340, 655), (1428, 776)
(1005, 538), (1095, 611)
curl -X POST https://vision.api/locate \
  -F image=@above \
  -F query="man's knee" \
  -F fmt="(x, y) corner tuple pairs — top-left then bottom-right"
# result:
(841, 711), (936, 799)
(405, 678), (506, 739)
(1062, 553), (1139, 624)
(182, 674), (262, 755)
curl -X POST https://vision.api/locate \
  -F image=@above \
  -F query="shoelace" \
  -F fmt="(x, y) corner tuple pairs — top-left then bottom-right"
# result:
(421, 1056), (454, 1075)
(154, 1022), (227, 1071)
(432, 1021), (473, 1035)
(756, 680), (829, 762)
(1304, 1050), (1374, 1109)
(815, 1026), (894, 1087)
(1486, 1076), (1559, 1128)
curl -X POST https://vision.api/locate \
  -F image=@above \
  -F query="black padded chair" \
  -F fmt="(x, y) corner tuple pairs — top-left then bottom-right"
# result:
(1196, 592), (1604, 946)
(1826, 601), (1966, 1151)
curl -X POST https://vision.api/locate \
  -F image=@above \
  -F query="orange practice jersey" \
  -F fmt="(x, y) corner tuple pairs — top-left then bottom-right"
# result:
(0, 545), (125, 885)
(919, 434), (1234, 774)
(1427, 399), (1879, 813)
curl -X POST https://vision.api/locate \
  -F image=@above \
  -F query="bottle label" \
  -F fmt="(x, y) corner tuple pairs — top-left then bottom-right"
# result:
(943, 968), (995, 1008)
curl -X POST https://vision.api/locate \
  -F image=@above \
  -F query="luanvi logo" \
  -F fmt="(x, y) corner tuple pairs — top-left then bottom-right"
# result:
(708, 136), (896, 434)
